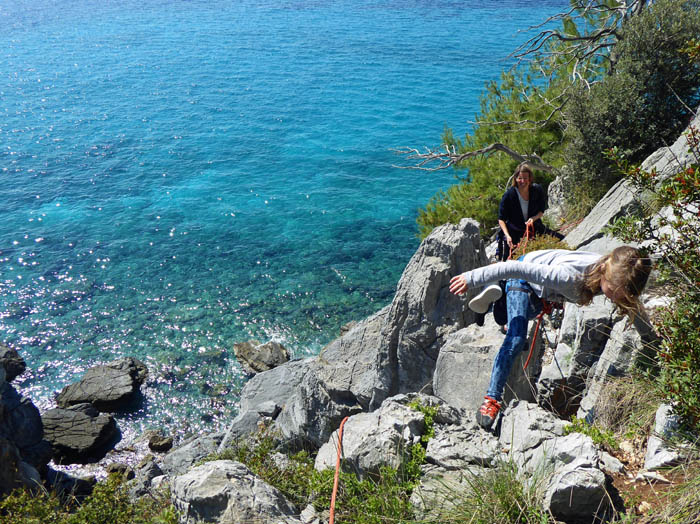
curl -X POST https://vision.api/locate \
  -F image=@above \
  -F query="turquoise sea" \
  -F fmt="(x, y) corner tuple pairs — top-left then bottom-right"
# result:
(1, 0), (567, 438)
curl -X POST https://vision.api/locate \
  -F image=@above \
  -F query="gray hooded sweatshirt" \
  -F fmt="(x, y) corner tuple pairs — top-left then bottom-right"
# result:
(461, 249), (602, 303)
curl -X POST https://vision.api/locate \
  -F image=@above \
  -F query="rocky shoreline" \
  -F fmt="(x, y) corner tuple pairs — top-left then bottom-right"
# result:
(2, 109), (699, 523)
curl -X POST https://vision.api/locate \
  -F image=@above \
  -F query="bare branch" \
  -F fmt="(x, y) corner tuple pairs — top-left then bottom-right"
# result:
(392, 143), (554, 172)
(510, 0), (648, 77)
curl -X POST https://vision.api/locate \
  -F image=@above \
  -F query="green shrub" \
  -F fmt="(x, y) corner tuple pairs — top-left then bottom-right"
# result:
(564, 416), (619, 452)
(0, 474), (177, 524)
(206, 406), (438, 524)
(607, 128), (700, 433)
(562, 0), (700, 214)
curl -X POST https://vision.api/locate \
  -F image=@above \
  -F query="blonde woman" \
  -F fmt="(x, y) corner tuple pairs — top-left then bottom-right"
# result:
(449, 246), (652, 429)
(496, 162), (547, 261)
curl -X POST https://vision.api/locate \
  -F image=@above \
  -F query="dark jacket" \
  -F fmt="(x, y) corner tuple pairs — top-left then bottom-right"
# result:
(496, 184), (547, 260)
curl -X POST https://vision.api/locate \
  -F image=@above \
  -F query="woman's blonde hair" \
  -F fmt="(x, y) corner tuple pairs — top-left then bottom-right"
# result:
(579, 246), (652, 316)
(511, 162), (533, 187)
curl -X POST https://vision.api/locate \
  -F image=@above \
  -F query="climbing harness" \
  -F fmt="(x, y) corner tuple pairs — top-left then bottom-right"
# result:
(329, 415), (349, 524)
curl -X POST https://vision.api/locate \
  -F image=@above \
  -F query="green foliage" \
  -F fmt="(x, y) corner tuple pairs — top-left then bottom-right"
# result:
(204, 408), (435, 524)
(607, 130), (700, 433)
(564, 416), (619, 452)
(562, 0), (700, 212)
(310, 466), (417, 524)
(416, 68), (564, 238)
(511, 233), (571, 259)
(408, 398), (439, 445)
(201, 430), (317, 509)
(0, 474), (178, 524)
(429, 459), (556, 524)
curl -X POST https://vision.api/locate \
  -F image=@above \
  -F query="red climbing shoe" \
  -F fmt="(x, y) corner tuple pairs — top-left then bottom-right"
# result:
(476, 396), (501, 429)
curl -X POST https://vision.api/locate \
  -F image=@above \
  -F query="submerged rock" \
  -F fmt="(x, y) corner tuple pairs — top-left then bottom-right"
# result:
(233, 339), (290, 375)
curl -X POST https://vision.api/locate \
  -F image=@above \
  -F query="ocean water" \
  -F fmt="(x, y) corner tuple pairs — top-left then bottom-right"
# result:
(1, 0), (567, 438)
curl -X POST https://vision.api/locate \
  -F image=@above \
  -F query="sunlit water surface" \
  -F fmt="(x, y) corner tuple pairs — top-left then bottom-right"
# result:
(0, 0), (567, 439)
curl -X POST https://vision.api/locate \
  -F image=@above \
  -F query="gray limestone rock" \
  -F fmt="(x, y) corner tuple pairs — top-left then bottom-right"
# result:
(272, 360), (363, 449)
(219, 358), (311, 450)
(56, 357), (148, 412)
(521, 432), (601, 475)
(161, 433), (223, 476)
(128, 454), (164, 499)
(564, 178), (640, 249)
(433, 315), (544, 415)
(644, 404), (683, 471)
(577, 312), (658, 423)
(314, 396), (425, 479)
(0, 343), (26, 382)
(234, 339), (290, 375)
(42, 403), (120, 464)
(314, 306), (390, 410)
(499, 401), (567, 457)
(171, 460), (301, 524)
(537, 296), (616, 417)
(542, 458), (610, 523)
(425, 419), (502, 470)
(381, 218), (487, 405)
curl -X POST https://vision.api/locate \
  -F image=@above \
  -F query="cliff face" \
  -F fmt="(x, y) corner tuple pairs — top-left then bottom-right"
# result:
(3, 109), (698, 522)
(186, 109), (697, 522)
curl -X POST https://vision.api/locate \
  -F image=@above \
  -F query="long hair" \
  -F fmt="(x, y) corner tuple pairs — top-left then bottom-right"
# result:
(579, 246), (652, 317)
(511, 162), (533, 187)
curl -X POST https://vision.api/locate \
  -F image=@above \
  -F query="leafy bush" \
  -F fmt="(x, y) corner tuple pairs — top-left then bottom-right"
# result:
(510, 233), (571, 259)
(565, 416), (619, 452)
(0, 474), (177, 524)
(562, 0), (700, 212)
(202, 405), (440, 524)
(607, 126), (700, 432)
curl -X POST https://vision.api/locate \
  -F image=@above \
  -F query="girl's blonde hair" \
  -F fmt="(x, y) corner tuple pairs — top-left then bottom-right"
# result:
(579, 246), (652, 316)
(511, 162), (533, 187)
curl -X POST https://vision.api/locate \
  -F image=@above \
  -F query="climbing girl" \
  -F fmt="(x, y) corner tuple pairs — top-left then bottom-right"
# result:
(448, 246), (652, 429)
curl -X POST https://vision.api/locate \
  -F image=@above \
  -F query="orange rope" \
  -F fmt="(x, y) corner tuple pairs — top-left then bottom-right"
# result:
(514, 221), (557, 371)
(524, 300), (561, 370)
(507, 221), (535, 261)
(329, 416), (349, 524)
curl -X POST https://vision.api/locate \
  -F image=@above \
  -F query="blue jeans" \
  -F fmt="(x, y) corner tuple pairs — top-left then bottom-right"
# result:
(486, 279), (542, 401)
